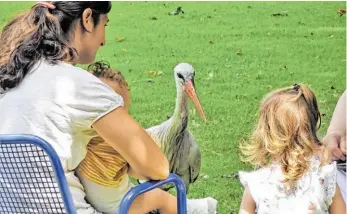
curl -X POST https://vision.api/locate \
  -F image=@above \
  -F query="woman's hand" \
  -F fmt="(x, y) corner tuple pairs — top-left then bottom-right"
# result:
(324, 90), (346, 162)
(323, 130), (346, 161)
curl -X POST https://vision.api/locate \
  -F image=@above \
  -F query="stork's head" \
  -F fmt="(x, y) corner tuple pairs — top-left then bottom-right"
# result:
(174, 63), (207, 122)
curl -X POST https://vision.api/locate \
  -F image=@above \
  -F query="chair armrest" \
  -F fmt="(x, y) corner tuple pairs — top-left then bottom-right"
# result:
(118, 173), (187, 214)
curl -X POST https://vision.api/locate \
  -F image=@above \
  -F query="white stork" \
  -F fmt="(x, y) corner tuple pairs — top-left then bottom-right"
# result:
(145, 63), (206, 193)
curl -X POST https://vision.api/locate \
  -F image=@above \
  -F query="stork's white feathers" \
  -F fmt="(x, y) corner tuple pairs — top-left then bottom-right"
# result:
(144, 63), (202, 193)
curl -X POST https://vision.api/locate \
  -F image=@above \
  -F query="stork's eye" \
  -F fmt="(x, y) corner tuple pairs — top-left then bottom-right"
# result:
(177, 73), (185, 80)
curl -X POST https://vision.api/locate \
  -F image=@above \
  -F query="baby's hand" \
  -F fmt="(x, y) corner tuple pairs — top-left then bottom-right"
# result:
(323, 131), (346, 161)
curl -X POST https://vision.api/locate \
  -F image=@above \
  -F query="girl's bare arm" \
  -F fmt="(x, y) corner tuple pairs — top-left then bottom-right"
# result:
(239, 186), (256, 214)
(329, 184), (346, 214)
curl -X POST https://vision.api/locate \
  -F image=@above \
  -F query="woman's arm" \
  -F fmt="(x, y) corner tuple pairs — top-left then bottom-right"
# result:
(327, 90), (346, 134)
(323, 90), (346, 160)
(127, 164), (148, 180)
(92, 107), (169, 180)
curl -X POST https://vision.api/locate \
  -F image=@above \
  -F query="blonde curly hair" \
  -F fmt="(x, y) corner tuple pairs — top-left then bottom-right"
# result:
(240, 83), (330, 188)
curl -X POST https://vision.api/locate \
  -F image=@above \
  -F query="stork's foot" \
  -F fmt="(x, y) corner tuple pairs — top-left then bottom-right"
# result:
(207, 197), (217, 214)
(187, 197), (217, 214)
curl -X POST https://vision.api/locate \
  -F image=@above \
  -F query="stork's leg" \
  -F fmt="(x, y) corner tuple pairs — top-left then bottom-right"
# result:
(187, 197), (218, 214)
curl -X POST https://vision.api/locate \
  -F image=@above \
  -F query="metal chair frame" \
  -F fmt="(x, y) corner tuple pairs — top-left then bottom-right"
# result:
(0, 134), (187, 214)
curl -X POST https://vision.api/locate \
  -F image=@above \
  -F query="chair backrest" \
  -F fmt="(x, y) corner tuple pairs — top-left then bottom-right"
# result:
(0, 134), (76, 214)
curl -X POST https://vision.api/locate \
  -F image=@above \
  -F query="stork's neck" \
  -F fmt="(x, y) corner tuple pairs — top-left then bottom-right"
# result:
(170, 82), (189, 130)
(175, 85), (188, 117)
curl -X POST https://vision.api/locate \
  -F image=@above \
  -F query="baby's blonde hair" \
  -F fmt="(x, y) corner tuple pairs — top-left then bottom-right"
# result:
(240, 83), (330, 188)
(87, 61), (128, 88)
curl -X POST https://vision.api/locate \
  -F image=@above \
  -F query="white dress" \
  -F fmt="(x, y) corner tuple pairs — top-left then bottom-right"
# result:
(239, 157), (337, 214)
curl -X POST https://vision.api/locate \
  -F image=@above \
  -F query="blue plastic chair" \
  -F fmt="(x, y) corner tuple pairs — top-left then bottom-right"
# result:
(0, 134), (187, 214)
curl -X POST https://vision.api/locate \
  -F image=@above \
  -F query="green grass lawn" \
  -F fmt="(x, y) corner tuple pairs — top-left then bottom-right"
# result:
(1, 1), (346, 213)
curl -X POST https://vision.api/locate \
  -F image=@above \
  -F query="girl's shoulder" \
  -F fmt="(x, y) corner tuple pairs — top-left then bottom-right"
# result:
(239, 162), (283, 184)
(239, 157), (337, 183)
(238, 165), (279, 202)
(238, 157), (338, 203)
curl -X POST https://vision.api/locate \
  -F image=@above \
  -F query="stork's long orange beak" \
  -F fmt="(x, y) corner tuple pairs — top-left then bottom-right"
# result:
(183, 80), (207, 122)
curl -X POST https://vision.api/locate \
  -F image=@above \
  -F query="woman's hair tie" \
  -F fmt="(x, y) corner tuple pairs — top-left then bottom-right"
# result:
(35, 1), (56, 10)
